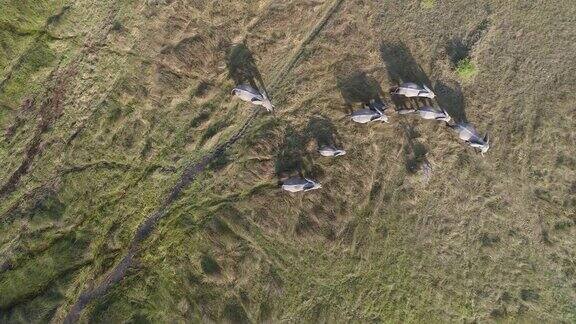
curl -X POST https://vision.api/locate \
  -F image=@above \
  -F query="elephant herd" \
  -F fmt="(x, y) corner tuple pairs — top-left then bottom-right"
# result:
(232, 78), (489, 193)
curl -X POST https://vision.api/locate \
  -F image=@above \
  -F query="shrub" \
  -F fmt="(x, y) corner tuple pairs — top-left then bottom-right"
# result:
(111, 20), (123, 31)
(456, 58), (477, 79)
(200, 255), (221, 275)
(421, 0), (436, 9)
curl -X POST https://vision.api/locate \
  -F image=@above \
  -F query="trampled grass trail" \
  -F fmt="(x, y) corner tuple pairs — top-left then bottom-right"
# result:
(61, 0), (345, 322)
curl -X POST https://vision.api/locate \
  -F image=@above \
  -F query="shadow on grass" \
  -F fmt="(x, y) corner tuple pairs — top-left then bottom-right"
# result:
(446, 37), (470, 66)
(380, 41), (431, 86)
(274, 119), (340, 182)
(226, 43), (268, 95)
(305, 116), (341, 148)
(207, 150), (231, 171)
(223, 298), (250, 324)
(440, 20), (490, 123)
(275, 126), (308, 179)
(400, 120), (429, 174)
(335, 69), (385, 114)
(379, 41), (434, 110)
(434, 80), (467, 123)
(446, 18), (490, 65)
(377, 41), (434, 174)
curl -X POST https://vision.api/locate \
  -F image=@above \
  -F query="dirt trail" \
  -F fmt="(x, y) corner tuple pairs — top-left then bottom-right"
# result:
(61, 111), (257, 324)
(268, 0), (345, 87)
(61, 1), (345, 322)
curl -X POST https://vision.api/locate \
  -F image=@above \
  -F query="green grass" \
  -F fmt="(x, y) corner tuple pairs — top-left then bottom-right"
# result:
(0, 0), (67, 82)
(420, 0), (436, 9)
(1, 0), (575, 323)
(0, 234), (89, 311)
(0, 1), (66, 32)
(0, 38), (57, 107)
(455, 57), (477, 79)
(199, 119), (232, 146)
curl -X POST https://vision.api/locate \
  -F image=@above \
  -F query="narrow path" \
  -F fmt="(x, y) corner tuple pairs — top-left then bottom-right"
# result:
(268, 0), (345, 88)
(61, 1), (344, 322)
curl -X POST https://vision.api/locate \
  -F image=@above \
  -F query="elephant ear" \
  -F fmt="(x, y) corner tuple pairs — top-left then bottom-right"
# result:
(372, 104), (383, 115)
(261, 90), (270, 100)
(251, 97), (262, 103)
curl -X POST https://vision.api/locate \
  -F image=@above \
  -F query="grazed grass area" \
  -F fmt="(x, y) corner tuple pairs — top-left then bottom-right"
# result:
(1, 0), (575, 323)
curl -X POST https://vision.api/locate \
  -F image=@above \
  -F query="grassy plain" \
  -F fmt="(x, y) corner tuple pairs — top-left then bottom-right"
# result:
(0, 0), (575, 322)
